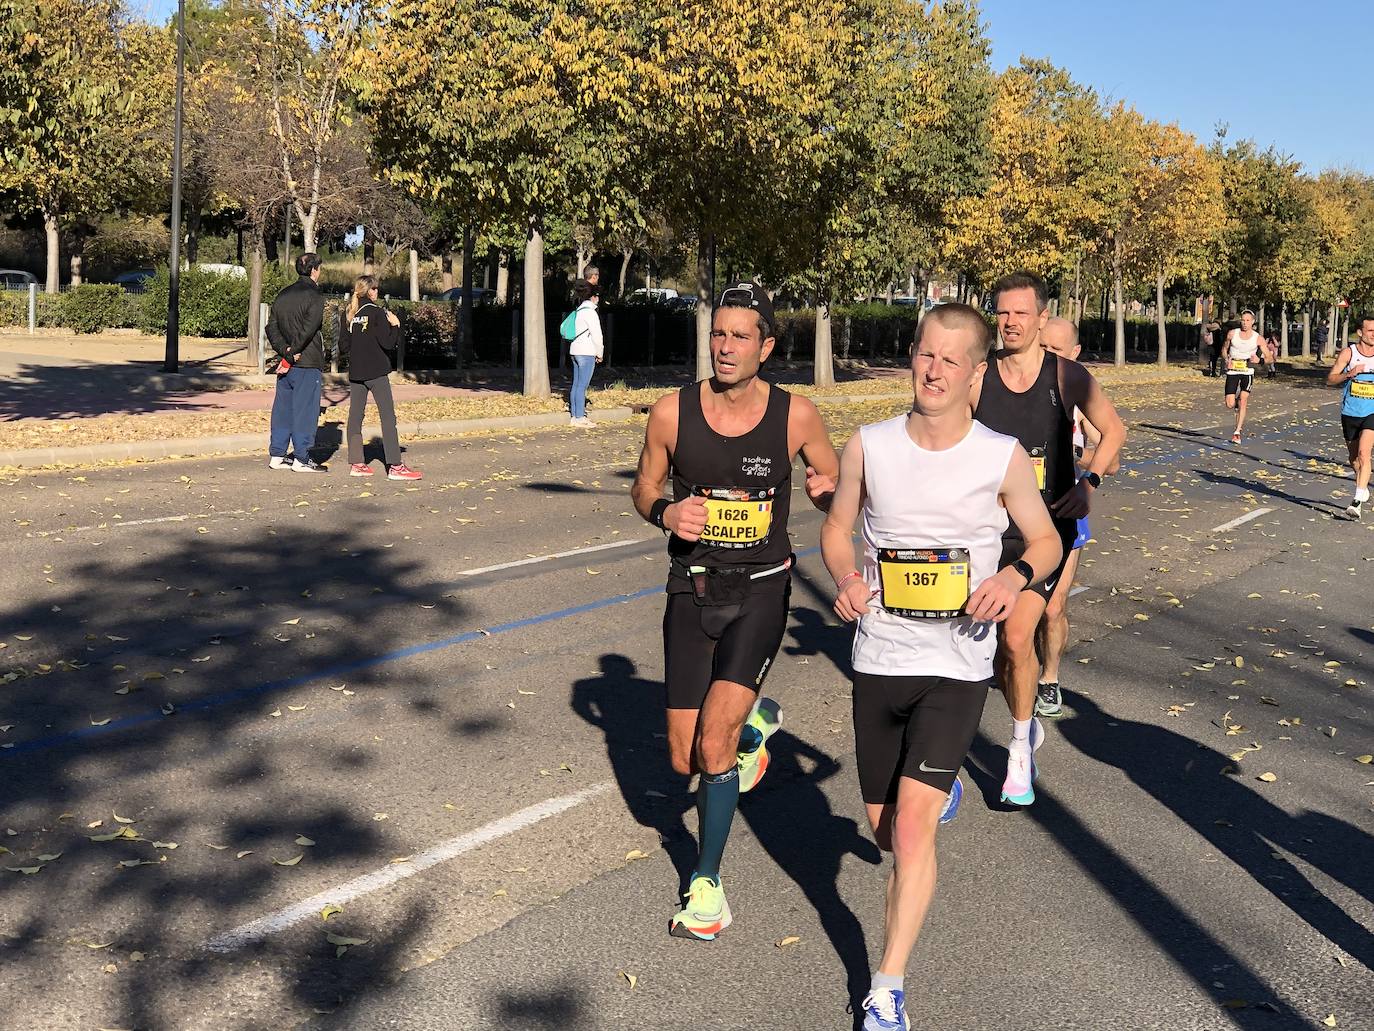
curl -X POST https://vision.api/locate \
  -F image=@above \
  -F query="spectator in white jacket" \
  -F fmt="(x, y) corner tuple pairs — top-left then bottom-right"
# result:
(569, 279), (604, 427)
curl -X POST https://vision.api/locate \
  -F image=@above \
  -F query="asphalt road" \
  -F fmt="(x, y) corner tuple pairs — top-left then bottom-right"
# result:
(0, 370), (1371, 1031)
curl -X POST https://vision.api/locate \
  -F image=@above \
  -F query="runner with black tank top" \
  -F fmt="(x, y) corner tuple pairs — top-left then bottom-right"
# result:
(1223, 310), (1263, 442)
(972, 272), (1126, 808)
(631, 281), (839, 941)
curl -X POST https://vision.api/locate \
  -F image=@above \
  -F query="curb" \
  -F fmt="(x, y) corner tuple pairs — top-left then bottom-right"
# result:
(0, 392), (917, 471)
(0, 407), (639, 470)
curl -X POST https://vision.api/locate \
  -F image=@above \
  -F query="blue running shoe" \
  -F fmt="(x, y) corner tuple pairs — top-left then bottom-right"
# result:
(862, 988), (909, 1031)
(938, 775), (963, 825)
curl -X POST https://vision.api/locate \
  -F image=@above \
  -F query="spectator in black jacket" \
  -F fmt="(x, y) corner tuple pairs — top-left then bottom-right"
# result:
(266, 252), (328, 472)
(340, 275), (422, 481)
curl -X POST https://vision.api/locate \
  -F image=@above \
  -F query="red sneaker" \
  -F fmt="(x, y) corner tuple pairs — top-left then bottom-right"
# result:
(387, 463), (423, 481)
(350, 463), (374, 477)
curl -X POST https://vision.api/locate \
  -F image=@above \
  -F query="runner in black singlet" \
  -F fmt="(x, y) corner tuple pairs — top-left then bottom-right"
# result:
(971, 272), (1125, 807)
(631, 281), (839, 940)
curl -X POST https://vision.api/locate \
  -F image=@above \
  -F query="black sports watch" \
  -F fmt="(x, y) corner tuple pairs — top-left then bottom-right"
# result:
(1011, 559), (1035, 586)
(1079, 471), (1102, 489)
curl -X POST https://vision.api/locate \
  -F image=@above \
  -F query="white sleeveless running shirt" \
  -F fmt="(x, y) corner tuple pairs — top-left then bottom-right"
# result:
(1228, 330), (1261, 373)
(852, 414), (1018, 680)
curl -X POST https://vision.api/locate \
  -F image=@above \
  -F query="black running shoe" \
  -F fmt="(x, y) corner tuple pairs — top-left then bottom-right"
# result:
(1034, 681), (1063, 717)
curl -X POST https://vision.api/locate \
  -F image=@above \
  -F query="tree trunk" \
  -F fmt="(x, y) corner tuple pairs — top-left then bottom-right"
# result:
(236, 227), (244, 265)
(1280, 300), (1289, 358)
(1301, 306), (1311, 357)
(486, 245), (498, 290)
(247, 232), (264, 368)
(576, 242), (591, 279)
(70, 249), (84, 288)
(1155, 269), (1167, 366)
(1258, 302), (1266, 337)
(1072, 256), (1082, 324)
(186, 207), (202, 264)
(495, 249), (510, 305)
(1227, 297), (1237, 319)
(299, 207), (316, 254)
(814, 300), (835, 387)
(1330, 302), (1339, 358)
(694, 233), (713, 381)
(459, 226), (475, 370)
(43, 211), (60, 294)
(282, 204), (292, 268)
(409, 248), (420, 301)
(523, 221), (550, 397)
(441, 251), (454, 291)
(1112, 246), (1126, 367)
(362, 229), (375, 276)
(618, 247), (633, 298)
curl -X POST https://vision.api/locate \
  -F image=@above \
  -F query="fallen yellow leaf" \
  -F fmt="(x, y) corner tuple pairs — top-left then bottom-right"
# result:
(1257, 772), (1277, 783)
(271, 854), (303, 867)
(776, 935), (801, 948)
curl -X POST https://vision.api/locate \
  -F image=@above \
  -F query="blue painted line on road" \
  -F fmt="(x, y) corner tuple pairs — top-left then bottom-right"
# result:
(6, 546), (826, 759)
(4, 584), (664, 759)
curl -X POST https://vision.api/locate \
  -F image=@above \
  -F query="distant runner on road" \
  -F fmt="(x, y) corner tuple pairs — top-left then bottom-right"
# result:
(821, 303), (1060, 1031)
(1033, 317), (1122, 718)
(973, 272), (1125, 806)
(1223, 310), (1264, 443)
(630, 281), (839, 941)
(1328, 313), (1374, 520)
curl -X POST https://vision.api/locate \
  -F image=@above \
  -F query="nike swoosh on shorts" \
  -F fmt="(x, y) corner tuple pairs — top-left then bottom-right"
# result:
(918, 760), (957, 774)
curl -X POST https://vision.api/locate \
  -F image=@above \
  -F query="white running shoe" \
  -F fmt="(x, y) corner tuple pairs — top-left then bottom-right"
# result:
(269, 456), (291, 470)
(292, 458), (326, 473)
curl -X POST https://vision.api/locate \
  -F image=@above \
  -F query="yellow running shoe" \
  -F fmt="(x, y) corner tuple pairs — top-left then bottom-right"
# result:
(669, 875), (732, 940)
(737, 696), (782, 794)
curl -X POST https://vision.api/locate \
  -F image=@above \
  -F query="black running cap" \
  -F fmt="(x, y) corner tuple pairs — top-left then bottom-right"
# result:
(717, 281), (776, 336)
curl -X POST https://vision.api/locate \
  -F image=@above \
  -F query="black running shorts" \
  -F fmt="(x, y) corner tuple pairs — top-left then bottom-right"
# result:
(1224, 373), (1254, 398)
(1341, 413), (1374, 443)
(662, 579), (790, 711)
(1000, 521), (1077, 602)
(852, 671), (990, 803)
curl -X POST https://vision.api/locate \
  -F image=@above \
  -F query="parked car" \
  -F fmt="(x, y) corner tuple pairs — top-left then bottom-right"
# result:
(437, 286), (492, 306)
(0, 269), (39, 290)
(112, 268), (156, 291)
(626, 287), (680, 306)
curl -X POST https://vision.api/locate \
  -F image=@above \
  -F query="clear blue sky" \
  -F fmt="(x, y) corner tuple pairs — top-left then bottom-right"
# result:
(138, 0), (1369, 173)
(981, 0), (1371, 174)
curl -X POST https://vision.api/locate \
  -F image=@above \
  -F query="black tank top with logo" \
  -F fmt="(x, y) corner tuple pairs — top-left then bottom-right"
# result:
(668, 381), (793, 589)
(974, 351), (1076, 541)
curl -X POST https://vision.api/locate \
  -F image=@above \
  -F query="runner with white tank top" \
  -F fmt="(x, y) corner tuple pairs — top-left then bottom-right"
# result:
(1224, 310), (1263, 442)
(822, 302), (1062, 1031)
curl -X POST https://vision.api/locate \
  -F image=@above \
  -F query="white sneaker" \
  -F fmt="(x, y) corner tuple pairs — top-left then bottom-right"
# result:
(269, 456), (291, 470)
(578, 416), (596, 427)
(1346, 500), (1363, 521)
(292, 458), (325, 473)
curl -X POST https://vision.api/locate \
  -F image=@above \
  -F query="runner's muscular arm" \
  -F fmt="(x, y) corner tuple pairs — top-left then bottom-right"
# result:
(821, 435), (872, 622)
(789, 395), (840, 512)
(966, 447), (1063, 623)
(630, 393), (707, 541)
(1052, 361), (1126, 518)
(1327, 347), (1357, 386)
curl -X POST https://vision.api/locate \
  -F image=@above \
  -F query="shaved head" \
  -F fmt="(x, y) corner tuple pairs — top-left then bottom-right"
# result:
(1040, 316), (1081, 361)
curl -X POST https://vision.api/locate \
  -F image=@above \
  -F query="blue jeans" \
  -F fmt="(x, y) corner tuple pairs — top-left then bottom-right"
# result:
(570, 354), (596, 420)
(269, 366), (323, 458)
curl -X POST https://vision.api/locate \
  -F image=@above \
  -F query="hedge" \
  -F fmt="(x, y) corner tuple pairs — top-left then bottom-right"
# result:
(0, 284), (141, 334)
(137, 265), (295, 337)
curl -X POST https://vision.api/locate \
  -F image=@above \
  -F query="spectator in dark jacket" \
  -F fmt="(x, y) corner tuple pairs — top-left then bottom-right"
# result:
(266, 252), (327, 472)
(340, 275), (422, 481)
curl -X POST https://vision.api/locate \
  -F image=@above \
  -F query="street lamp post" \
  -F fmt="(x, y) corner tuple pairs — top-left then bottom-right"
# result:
(163, 0), (186, 373)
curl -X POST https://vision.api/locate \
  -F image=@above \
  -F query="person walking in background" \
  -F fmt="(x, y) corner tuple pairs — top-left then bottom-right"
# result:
(1263, 328), (1280, 379)
(568, 279), (603, 427)
(339, 275), (422, 481)
(1316, 320), (1330, 363)
(267, 252), (328, 472)
(1200, 321), (1215, 376)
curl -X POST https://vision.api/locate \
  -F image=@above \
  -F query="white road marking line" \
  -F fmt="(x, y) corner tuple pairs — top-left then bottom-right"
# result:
(34, 510), (251, 538)
(203, 782), (614, 953)
(1211, 507), (1274, 533)
(458, 536), (656, 575)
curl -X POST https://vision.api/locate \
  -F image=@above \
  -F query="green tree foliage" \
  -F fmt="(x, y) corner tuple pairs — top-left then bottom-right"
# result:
(0, 0), (167, 292)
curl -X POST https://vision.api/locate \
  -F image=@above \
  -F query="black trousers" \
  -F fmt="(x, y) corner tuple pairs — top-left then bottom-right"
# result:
(346, 376), (400, 466)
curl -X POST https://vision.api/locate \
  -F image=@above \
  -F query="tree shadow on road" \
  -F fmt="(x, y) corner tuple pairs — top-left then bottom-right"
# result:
(571, 654), (696, 892)
(1056, 690), (1374, 971)
(0, 359), (251, 421)
(739, 729), (881, 1030)
(965, 729), (1324, 1030)
(0, 523), (467, 1028)
(1195, 468), (1347, 517)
